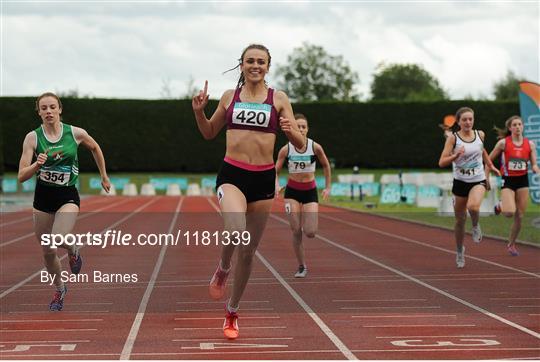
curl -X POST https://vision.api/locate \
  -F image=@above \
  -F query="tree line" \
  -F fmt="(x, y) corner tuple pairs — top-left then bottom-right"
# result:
(276, 42), (524, 103)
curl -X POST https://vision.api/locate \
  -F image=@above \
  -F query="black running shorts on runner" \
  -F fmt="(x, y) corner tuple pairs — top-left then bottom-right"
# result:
(501, 174), (529, 191)
(284, 185), (318, 204)
(452, 179), (487, 198)
(33, 182), (81, 213)
(216, 160), (276, 203)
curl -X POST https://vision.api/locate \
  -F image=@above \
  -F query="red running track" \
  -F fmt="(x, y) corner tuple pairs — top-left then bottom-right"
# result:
(0, 195), (538, 359)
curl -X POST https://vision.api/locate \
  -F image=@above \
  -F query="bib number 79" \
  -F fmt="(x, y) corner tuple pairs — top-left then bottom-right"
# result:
(294, 161), (306, 170)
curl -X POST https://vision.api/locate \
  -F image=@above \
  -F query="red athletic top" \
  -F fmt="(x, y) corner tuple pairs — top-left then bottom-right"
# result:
(500, 136), (531, 177)
(225, 87), (279, 133)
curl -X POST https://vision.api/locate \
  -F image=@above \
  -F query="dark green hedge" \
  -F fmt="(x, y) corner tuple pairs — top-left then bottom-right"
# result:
(0, 98), (518, 172)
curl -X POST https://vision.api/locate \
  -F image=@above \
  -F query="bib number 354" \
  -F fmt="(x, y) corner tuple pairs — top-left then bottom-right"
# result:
(40, 170), (70, 185)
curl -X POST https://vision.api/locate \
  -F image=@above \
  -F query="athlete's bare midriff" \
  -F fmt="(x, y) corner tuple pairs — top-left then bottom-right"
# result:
(225, 129), (276, 165)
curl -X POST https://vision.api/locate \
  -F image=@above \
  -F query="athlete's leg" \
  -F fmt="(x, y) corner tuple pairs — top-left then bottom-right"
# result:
(466, 185), (486, 228)
(228, 198), (273, 309)
(509, 188), (529, 247)
(453, 196), (468, 251)
(500, 188), (517, 218)
(34, 209), (63, 289)
(217, 184), (247, 269)
(284, 198), (303, 266)
(301, 202), (318, 238)
(51, 203), (79, 253)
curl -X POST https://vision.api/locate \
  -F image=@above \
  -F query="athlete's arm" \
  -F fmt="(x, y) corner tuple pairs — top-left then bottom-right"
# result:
(438, 134), (461, 168)
(275, 145), (288, 175)
(477, 131), (499, 176)
(74, 127), (111, 192)
(18, 132), (42, 183)
(275, 145), (288, 195)
(530, 140), (540, 174)
(275, 91), (304, 149)
(488, 138), (505, 163)
(314, 142), (332, 201)
(192, 81), (229, 140)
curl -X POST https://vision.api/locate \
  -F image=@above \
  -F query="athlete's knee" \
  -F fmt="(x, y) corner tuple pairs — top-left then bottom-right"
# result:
(467, 204), (480, 214)
(503, 211), (515, 218)
(454, 212), (466, 224)
(224, 219), (246, 234)
(291, 226), (302, 237)
(303, 228), (316, 238)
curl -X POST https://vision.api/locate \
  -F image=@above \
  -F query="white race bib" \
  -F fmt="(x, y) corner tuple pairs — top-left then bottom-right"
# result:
(457, 167), (478, 177)
(509, 158), (527, 171)
(232, 102), (271, 128)
(39, 168), (70, 185)
(288, 155), (315, 174)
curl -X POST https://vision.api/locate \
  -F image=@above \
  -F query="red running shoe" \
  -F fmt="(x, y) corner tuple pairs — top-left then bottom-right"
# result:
(223, 309), (239, 339)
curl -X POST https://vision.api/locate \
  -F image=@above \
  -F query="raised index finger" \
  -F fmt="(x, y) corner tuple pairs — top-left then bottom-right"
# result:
(203, 80), (208, 97)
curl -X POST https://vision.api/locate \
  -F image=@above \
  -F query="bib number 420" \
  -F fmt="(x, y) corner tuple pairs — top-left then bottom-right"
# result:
(235, 110), (267, 126)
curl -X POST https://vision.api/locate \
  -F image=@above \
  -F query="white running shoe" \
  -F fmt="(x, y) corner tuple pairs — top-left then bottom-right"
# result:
(456, 246), (465, 268)
(472, 224), (482, 243)
(294, 265), (307, 278)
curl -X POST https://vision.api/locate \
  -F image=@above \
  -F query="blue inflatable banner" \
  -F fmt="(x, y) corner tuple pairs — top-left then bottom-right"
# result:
(519, 82), (540, 204)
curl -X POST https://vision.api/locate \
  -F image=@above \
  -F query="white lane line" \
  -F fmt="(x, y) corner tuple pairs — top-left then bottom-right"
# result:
(320, 214), (540, 278)
(0, 350), (341, 358)
(341, 306), (440, 310)
(352, 314), (456, 318)
(1, 328), (98, 332)
(0, 196), (110, 228)
(172, 337), (293, 341)
(271, 214), (540, 341)
(0, 197), (160, 300)
(3, 348), (540, 358)
(349, 347), (540, 353)
(208, 197), (357, 360)
(176, 300), (269, 304)
(363, 324), (476, 328)
(334, 298), (426, 302)
(256, 250), (357, 360)
(174, 326), (286, 330)
(12, 277), (533, 292)
(529, 314), (540, 316)
(0, 339), (91, 343)
(120, 196), (184, 360)
(20, 302), (113, 305)
(503, 357), (540, 360)
(0, 197), (135, 247)
(9, 310), (109, 314)
(0, 215), (32, 227)
(174, 316), (280, 321)
(376, 334), (497, 339)
(181, 343), (289, 350)
(1, 319), (103, 322)
(491, 297), (540, 300)
(508, 305), (540, 308)
(175, 308), (273, 312)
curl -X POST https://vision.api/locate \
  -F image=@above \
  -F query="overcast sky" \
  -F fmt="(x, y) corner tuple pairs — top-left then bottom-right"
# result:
(2, 1), (538, 100)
